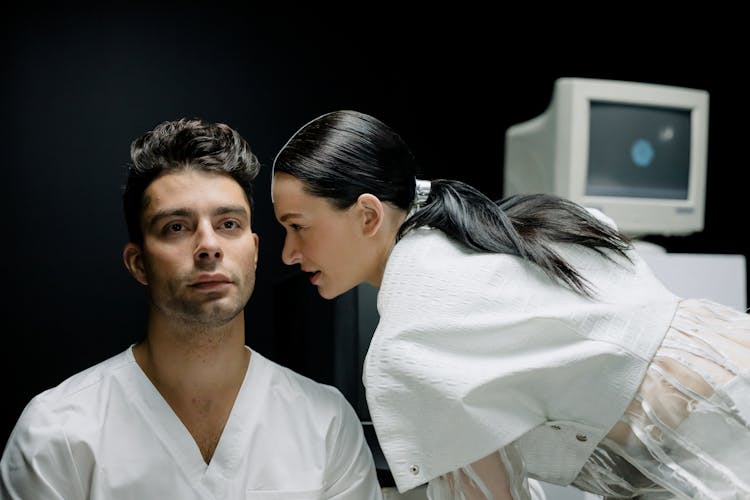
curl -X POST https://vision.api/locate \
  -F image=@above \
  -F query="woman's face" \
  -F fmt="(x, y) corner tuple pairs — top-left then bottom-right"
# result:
(272, 172), (373, 299)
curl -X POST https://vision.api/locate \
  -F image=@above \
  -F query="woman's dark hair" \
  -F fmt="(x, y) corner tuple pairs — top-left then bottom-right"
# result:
(123, 118), (260, 245)
(273, 110), (631, 296)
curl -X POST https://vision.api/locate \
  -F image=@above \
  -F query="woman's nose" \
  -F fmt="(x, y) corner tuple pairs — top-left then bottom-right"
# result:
(281, 236), (301, 266)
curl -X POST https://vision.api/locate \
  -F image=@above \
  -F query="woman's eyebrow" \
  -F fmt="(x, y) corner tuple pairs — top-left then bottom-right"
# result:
(279, 213), (303, 223)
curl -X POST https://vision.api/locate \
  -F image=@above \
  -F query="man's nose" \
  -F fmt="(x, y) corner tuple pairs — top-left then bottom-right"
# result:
(195, 223), (223, 262)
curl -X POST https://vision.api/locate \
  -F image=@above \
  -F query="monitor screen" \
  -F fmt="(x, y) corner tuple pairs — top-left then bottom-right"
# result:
(587, 101), (691, 200)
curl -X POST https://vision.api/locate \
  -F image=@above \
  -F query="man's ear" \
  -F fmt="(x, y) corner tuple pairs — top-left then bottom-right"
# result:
(356, 193), (384, 237)
(123, 243), (148, 285)
(252, 233), (259, 269)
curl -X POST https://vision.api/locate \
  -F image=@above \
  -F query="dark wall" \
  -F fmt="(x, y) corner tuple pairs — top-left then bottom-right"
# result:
(3, 5), (746, 448)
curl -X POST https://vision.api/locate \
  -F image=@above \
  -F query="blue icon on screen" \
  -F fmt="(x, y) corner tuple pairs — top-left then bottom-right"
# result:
(631, 139), (654, 167)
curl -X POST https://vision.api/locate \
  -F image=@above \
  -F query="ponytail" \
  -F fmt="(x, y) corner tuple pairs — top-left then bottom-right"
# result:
(398, 180), (632, 297)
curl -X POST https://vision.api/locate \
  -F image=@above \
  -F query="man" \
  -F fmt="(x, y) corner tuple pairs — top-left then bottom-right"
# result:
(0, 118), (382, 499)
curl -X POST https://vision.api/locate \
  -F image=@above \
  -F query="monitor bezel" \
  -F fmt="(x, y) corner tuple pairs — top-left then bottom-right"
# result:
(557, 78), (709, 237)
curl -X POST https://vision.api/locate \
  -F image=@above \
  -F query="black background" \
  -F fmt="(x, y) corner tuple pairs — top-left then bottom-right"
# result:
(2, 4), (746, 449)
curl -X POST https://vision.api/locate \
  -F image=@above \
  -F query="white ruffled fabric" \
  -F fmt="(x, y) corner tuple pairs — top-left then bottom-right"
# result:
(426, 299), (750, 499)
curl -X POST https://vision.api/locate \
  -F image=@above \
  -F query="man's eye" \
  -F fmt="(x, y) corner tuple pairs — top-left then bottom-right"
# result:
(222, 220), (239, 229)
(168, 223), (184, 232)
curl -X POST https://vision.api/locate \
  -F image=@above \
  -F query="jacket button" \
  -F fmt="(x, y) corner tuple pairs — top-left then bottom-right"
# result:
(409, 464), (420, 475)
(576, 433), (588, 442)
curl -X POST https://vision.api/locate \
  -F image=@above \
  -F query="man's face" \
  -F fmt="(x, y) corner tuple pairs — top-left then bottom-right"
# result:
(124, 170), (259, 327)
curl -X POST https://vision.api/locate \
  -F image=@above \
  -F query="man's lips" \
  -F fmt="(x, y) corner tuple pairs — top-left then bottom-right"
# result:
(191, 281), (230, 290)
(190, 274), (232, 289)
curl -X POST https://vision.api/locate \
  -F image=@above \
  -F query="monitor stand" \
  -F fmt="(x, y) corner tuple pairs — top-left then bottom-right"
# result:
(634, 245), (747, 312)
(631, 239), (667, 254)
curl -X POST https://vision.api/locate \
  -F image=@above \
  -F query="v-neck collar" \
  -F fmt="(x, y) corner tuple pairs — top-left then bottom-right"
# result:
(123, 345), (263, 498)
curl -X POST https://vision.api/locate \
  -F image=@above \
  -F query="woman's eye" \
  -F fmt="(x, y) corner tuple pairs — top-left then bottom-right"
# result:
(290, 224), (303, 232)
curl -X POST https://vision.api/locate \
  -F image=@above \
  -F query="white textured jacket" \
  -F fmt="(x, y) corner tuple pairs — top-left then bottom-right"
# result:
(364, 227), (679, 492)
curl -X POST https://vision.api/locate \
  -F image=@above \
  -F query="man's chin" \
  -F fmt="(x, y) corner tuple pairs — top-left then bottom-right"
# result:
(183, 301), (245, 326)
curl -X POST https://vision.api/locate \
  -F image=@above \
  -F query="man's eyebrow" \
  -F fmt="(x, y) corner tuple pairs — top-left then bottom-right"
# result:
(215, 205), (249, 218)
(148, 205), (249, 228)
(148, 208), (192, 229)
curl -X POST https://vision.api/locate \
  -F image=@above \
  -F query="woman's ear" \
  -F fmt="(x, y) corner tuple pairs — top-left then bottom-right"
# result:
(123, 243), (148, 285)
(356, 193), (384, 237)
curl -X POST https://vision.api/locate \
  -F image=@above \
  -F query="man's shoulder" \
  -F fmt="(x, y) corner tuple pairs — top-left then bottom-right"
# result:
(6, 348), (135, 453)
(22, 348), (134, 421)
(251, 351), (350, 414)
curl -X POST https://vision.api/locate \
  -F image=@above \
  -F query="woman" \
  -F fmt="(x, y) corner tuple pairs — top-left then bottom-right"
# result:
(271, 110), (750, 499)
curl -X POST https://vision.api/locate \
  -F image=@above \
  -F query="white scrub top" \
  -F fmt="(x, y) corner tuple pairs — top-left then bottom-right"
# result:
(1, 347), (382, 499)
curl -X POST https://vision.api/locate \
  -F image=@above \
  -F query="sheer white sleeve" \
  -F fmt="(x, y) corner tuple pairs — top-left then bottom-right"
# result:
(424, 441), (546, 500)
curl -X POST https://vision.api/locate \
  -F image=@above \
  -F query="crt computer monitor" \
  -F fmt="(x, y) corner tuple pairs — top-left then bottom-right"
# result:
(503, 77), (709, 238)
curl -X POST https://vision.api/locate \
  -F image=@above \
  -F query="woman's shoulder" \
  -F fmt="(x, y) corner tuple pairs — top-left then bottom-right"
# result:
(387, 227), (528, 284)
(379, 228), (535, 317)
(390, 228), (491, 271)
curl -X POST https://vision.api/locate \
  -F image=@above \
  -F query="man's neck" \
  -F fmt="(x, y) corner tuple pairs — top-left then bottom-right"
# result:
(132, 314), (251, 464)
(133, 314), (250, 393)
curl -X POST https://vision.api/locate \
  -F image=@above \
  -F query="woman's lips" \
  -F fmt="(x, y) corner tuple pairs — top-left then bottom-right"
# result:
(309, 271), (321, 285)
